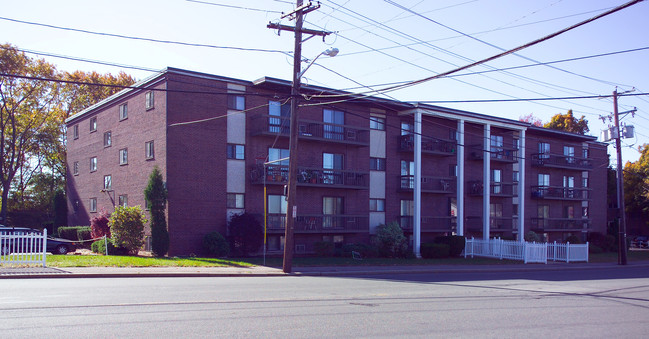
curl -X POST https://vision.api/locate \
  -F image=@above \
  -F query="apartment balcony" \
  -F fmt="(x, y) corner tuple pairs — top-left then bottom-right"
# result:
(249, 114), (369, 146)
(531, 186), (590, 200)
(399, 175), (456, 194)
(465, 216), (517, 232)
(266, 214), (368, 233)
(399, 135), (457, 156)
(399, 216), (457, 232)
(468, 180), (518, 197)
(469, 145), (518, 163)
(531, 153), (592, 170)
(250, 164), (368, 189)
(531, 217), (591, 231)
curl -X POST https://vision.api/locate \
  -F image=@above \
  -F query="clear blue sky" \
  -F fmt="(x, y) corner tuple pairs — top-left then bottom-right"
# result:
(2, 0), (647, 163)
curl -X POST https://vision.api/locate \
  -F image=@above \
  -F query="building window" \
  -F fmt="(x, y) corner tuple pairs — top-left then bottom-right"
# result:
(369, 116), (385, 130)
(582, 148), (589, 158)
(267, 235), (285, 251)
(73, 124), (79, 139)
(228, 94), (245, 110)
(564, 146), (575, 163)
(564, 206), (575, 219)
(369, 157), (385, 171)
(226, 193), (245, 209)
(512, 204), (519, 216)
(268, 195), (287, 214)
(104, 131), (112, 147)
(538, 173), (550, 187)
(400, 200), (413, 216)
(227, 144), (245, 160)
(89, 198), (97, 213)
(323, 153), (344, 184)
(119, 148), (128, 165)
(538, 142), (550, 159)
(145, 141), (155, 160)
(449, 164), (457, 177)
(369, 199), (385, 212)
(582, 207), (589, 217)
(73, 161), (79, 175)
(323, 109), (344, 140)
(145, 91), (154, 110)
(90, 157), (97, 172)
(513, 171), (519, 183)
(268, 148), (290, 166)
(119, 103), (128, 120)
(401, 122), (412, 135)
(582, 177), (588, 188)
(323, 197), (344, 228)
(268, 100), (290, 134)
(490, 135), (504, 159)
(513, 138), (519, 150)
(118, 195), (128, 207)
(538, 205), (549, 225)
(90, 117), (97, 132)
(104, 175), (112, 190)
(492, 169), (502, 194)
(449, 130), (458, 140)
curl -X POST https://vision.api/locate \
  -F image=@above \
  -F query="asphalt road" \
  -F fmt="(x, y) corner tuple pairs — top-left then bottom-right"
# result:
(1, 267), (648, 338)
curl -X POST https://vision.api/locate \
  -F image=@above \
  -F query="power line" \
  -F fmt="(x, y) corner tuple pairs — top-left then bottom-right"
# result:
(185, 0), (283, 13)
(0, 16), (291, 55)
(413, 92), (649, 104)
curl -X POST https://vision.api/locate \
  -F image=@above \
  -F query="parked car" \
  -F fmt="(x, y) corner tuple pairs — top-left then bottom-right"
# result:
(633, 236), (648, 248)
(0, 225), (76, 255)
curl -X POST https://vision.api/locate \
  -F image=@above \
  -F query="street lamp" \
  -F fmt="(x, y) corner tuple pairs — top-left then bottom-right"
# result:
(283, 47), (338, 273)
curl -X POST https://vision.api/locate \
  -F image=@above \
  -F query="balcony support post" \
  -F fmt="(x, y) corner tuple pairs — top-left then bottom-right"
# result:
(518, 130), (526, 242)
(483, 124), (491, 240)
(457, 120), (465, 236)
(413, 110), (422, 258)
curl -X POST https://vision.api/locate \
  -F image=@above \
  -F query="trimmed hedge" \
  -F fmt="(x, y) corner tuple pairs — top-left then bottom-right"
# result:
(314, 241), (335, 257)
(434, 235), (465, 257)
(58, 226), (91, 241)
(342, 243), (379, 258)
(421, 243), (450, 259)
(91, 238), (129, 255)
(202, 232), (230, 258)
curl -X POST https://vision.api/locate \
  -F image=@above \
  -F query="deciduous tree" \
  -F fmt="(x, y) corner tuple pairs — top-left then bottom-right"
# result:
(519, 113), (543, 127)
(543, 110), (589, 135)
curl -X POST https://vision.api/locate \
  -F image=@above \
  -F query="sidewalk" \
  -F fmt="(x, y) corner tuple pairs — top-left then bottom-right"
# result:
(2, 260), (648, 279)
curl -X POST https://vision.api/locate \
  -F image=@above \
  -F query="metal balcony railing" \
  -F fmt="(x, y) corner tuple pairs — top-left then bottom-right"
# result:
(250, 164), (368, 189)
(399, 176), (456, 193)
(398, 216), (457, 232)
(266, 214), (368, 233)
(531, 186), (590, 200)
(399, 135), (457, 156)
(468, 181), (518, 197)
(531, 217), (591, 230)
(531, 153), (592, 170)
(250, 114), (369, 145)
(469, 145), (518, 162)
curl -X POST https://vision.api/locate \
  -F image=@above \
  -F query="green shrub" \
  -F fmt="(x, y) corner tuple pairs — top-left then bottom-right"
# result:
(373, 221), (408, 258)
(58, 226), (90, 240)
(314, 241), (335, 257)
(91, 238), (129, 255)
(565, 235), (581, 244)
(421, 243), (450, 259)
(524, 231), (542, 242)
(202, 232), (230, 257)
(588, 244), (603, 254)
(342, 243), (379, 258)
(145, 166), (169, 257)
(434, 235), (465, 257)
(109, 206), (147, 255)
(228, 212), (263, 257)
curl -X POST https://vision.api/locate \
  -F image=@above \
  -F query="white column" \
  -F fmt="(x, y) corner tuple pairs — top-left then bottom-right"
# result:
(518, 129), (526, 242)
(457, 120), (465, 236)
(483, 124), (491, 240)
(413, 111), (422, 258)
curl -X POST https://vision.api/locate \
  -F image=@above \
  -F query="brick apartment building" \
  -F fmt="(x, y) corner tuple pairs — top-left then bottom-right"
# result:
(65, 67), (609, 255)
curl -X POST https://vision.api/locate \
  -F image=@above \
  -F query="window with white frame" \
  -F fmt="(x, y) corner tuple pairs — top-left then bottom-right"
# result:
(538, 142), (550, 159)
(227, 144), (245, 160)
(119, 148), (128, 165)
(73, 124), (79, 139)
(89, 198), (97, 213)
(268, 148), (289, 165)
(118, 195), (128, 207)
(564, 146), (575, 163)
(538, 173), (550, 186)
(145, 91), (154, 110)
(323, 109), (344, 140)
(90, 117), (97, 132)
(369, 157), (385, 171)
(104, 175), (112, 190)
(73, 161), (79, 175)
(90, 157), (97, 172)
(228, 94), (245, 110)
(104, 131), (112, 147)
(369, 199), (385, 212)
(369, 116), (385, 130)
(226, 193), (245, 209)
(401, 122), (412, 135)
(119, 103), (128, 120)
(492, 169), (502, 194)
(490, 135), (504, 159)
(145, 141), (155, 159)
(267, 195), (287, 214)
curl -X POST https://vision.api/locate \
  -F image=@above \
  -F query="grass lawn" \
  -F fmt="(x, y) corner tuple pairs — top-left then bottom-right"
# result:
(41, 249), (649, 268)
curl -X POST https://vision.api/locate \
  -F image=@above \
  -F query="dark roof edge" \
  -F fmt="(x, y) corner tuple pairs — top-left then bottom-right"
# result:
(527, 125), (598, 141)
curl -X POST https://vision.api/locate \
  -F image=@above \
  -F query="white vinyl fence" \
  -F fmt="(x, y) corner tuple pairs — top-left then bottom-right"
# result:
(464, 237), (589, 264)
(0, 229), (47, 267)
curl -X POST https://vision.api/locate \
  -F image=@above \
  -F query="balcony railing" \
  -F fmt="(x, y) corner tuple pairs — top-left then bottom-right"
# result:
(468, 181), (517, 197)
(266, 214), (368, 233)
(464, 216), (517, 231)
(250, 114), (369, 146)
(399, 176), (456, 193)
(250, 164), (368, 189)
(531, 153), (592, 170)
(531, 217), (591, 231)
(399, 135), (457, 156)
(399, 216), (457, 232)
(469, 145), (518, 162)
(531, 186), (590, 200)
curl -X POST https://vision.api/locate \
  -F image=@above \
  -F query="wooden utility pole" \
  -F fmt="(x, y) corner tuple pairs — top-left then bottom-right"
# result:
(267, 1), (329, 273)
(613, 90), (628, 265)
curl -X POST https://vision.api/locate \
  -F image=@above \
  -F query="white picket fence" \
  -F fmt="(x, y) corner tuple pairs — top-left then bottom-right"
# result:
(0, 229), (47, 267)
(464, 237), (589, 264)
